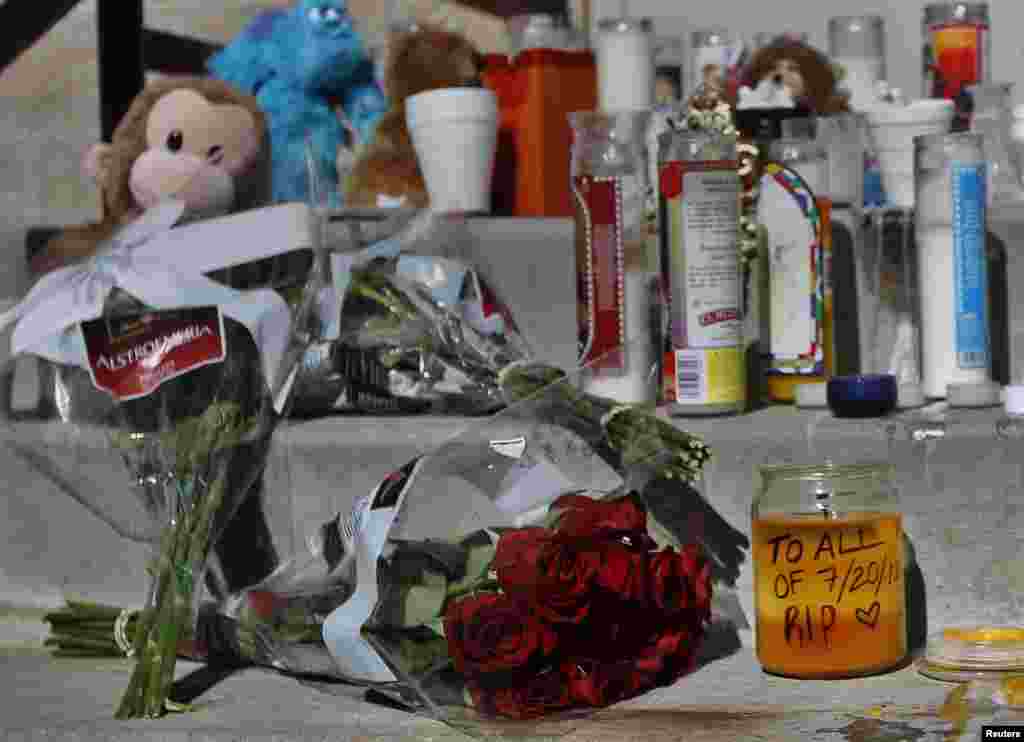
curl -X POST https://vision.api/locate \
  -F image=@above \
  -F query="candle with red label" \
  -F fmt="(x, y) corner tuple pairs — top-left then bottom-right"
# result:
(570, 110), (659, 404)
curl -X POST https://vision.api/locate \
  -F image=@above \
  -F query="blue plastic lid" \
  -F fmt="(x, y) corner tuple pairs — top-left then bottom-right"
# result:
(827, 374), (898, 418)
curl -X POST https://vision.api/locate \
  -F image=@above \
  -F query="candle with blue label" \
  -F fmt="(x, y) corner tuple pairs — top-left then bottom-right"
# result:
(914, 132), (993, 400)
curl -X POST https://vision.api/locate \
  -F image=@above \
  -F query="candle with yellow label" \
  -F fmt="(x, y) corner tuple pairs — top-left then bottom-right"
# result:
(753, 511), (906, 678)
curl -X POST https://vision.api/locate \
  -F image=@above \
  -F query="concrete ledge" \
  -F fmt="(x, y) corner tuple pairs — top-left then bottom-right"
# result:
(2, 401), (1023, 648)
(3, 646), (1022, 741)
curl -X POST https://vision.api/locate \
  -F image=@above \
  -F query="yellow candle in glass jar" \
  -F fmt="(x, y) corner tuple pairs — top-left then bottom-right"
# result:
(753, 511), (906, 678)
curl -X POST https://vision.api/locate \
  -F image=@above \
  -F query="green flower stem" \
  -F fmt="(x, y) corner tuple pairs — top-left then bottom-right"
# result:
(115, 467), (227, 718)
(110, 401), (257, 719)
(499, 363), (711, 483)
(352, 284), (412, 321)
(44, 636), (120, 653)
(46, 596), (322, 667)
(48, 602), (123, 621)
(54, 649), (114, 658)
(48, 627), (118, 643)
(117, 531), (178, 717)
(604, 407), (712, 482)
(444, 579), (500, 603)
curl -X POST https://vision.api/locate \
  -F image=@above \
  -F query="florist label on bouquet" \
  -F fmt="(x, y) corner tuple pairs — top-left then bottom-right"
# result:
(81, 307), (226, 401)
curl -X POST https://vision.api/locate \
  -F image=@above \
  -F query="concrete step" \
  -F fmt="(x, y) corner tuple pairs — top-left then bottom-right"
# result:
(2, 397), (1023, 650)
(2, 646), (1018, 741)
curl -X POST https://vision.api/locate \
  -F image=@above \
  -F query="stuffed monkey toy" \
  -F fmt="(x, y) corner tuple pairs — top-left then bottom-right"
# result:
(31, 76), (271, 275)
(343, 26), (483, 209)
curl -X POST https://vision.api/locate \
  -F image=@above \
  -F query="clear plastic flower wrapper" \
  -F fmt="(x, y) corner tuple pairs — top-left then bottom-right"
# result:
(0, 198), (328, 718)
(217, 352), (751, 736)
(27, 341), (750, 734)
(56, 341), (744, 733)
(287, 206), (538, 416)
(7, 193), (749, 730)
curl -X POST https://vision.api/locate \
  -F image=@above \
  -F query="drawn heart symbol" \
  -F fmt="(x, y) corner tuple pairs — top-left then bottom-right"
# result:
(856, 601), (881, 629)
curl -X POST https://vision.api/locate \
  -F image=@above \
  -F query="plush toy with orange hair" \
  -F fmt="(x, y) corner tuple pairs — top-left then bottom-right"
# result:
(343, 26), (483, 209)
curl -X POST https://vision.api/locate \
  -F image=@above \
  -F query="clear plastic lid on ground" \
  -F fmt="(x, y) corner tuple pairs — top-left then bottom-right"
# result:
(918, 626), (1024, 685)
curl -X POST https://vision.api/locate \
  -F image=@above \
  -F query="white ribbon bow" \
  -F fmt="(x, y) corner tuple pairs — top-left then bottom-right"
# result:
(0, 200), (312, 396)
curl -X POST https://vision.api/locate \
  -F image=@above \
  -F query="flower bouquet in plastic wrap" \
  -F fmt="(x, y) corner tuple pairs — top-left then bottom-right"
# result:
(286, 188), (538, 416)
(212, 348), (749, 736)
(0, 196), (328, 718)
(30, 339), (750, 734)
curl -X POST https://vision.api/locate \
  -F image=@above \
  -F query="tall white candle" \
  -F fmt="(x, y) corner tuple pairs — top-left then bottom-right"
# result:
(596, 18), (654, 111)
(914, 132), (991, 399)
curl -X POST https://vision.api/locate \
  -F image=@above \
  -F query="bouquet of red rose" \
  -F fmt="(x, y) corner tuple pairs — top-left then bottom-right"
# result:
(256, 350), (749, 733)
(31, 340), (745, 732)
(444, 493), (712, 720)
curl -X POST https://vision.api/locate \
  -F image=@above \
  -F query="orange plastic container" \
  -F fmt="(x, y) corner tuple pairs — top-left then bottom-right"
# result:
(483, 49), (598, 217)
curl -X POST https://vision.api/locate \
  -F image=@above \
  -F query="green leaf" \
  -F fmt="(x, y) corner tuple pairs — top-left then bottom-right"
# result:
(388, 631), (451, 676)
(163, 699), (194, 714)
(427, 617), (446, 639)
(646, 510), (682, 551)
(399, 569), (448, 627)
(446, 536), (496, 597)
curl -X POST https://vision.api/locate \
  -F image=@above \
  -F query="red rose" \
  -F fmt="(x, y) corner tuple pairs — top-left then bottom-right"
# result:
(495, 529), (601, 624)
(563, 621), (705, 709)
(551, 493), (650, 543)
(563, 658), (650, 708)
(634, 622), (702, 679)
(468, 668), (573, 719)
(493, 527), (554, 594)
(594, 541), (648, 603)
(444, 592), (558, 677)
(648, 545), (712, 620)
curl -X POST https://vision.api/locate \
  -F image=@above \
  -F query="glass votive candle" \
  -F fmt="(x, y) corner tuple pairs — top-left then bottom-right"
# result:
(595, 17), (654, 111)
(828, 16), (886, 110)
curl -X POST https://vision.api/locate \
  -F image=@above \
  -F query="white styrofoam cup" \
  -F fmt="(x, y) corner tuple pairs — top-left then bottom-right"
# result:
(405, 87), (499, 214)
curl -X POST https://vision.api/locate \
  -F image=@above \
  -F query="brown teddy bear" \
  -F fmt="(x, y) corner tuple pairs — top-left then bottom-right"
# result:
(32, 76), (271, 275)
(343, 26), (483, 209)
(740, 38), (849, 115)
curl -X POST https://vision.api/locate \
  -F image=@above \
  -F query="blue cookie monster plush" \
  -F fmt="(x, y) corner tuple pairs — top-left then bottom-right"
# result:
(207, 0), (387, 204)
